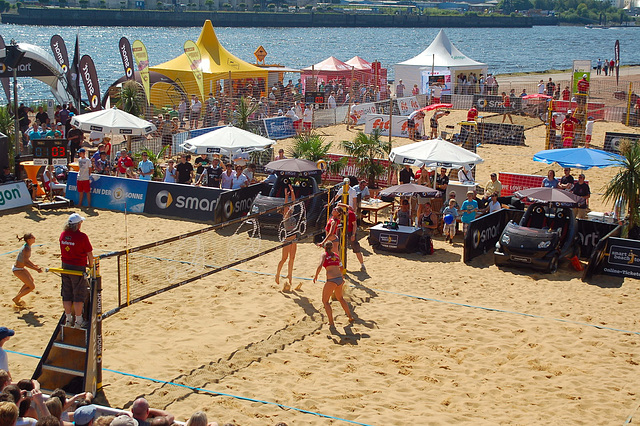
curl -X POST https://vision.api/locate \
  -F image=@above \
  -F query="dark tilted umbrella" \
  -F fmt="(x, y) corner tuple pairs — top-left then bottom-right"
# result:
(514, 187), (586, 207)
(264, 158), (323, 177)
(379, 183), (440, 198)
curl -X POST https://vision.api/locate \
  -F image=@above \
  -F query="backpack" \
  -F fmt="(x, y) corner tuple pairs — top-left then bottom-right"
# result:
(418, 235), (434, 255)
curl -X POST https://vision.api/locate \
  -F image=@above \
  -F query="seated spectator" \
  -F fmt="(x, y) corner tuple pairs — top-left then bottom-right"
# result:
(0, 401), (18, 426)
(486, 192), (502, 213)
(131, 398), (173, 426)
(542, 169), (559, 188)
(484, 173), (501, 198)
(93, 153), (111, 176)
(93, 416), (115, 426)
(49, 390), (92, 423)
(558, 167), (574, 190)
(243, 164), (257, 184)
(43, 166), (66, 199)
(185, 411), (218, 426)
(73, 405), (96, 426)
(0, 370), (9, 392)
(231, 166), (249, 189)
(1, 167), (17, 183)
(355, 179), (370, 201)
(457, 166), (474, 184)
(393, 199), (412, 226)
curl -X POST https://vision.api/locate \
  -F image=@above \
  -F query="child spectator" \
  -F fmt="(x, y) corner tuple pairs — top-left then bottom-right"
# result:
(442, 198), (459, 243)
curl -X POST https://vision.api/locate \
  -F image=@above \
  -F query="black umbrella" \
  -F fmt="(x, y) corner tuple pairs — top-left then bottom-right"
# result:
(264, 158), (323, 177)
(379, 183), (440, 198)
(514, 187), (586, 207)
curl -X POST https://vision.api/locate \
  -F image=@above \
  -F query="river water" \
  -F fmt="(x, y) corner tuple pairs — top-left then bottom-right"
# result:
(1, 23), (639, 101)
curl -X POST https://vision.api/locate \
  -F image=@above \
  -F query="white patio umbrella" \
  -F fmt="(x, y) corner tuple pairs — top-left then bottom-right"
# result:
(180, 125), (275, 156)
(69, 107), (156, 135)
(389, 137), (484, 169)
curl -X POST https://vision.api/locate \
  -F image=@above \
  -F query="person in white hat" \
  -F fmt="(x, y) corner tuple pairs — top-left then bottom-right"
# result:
(59, 213), (94, 328)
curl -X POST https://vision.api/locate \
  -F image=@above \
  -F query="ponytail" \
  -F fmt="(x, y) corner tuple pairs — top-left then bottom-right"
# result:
(17, 233), (34, 242)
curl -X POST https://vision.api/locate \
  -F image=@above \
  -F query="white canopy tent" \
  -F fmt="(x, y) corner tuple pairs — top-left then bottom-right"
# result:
(389, 137), (484, 169)
(181, 125), (274, 156)
(0, 43), (73, 104)
(394, 30), (487, 95)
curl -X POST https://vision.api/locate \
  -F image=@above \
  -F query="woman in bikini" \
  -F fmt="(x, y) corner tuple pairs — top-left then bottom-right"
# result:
(276, 183), (298, 292)
(313, 241), (353, 327)
(317, 206), (342, 253)
(12, 233), (43, 305)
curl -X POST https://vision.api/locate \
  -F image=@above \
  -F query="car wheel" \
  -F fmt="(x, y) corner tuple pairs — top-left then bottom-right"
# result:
(548, 255), (559, 274)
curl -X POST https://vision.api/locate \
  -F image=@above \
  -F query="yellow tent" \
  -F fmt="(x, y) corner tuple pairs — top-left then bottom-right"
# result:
(149, 20), (268, 108)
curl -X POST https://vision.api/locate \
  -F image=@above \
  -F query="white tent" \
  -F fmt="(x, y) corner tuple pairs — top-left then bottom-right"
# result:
(394, 30), (488, 95)
(181, 125), (274, 156)
(70, 108), (156, 135)
(389, 138), (484, 169)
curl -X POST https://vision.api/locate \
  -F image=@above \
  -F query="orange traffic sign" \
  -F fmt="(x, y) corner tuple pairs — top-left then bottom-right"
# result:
(254, 45), (267, 62)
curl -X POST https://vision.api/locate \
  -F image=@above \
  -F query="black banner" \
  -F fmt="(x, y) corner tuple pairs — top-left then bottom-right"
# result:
(0, 36), (10, 102)
(214, 183), (267, 224)
(464, 209), (523, 263)
(473, 94), (522, 114)
(464, 210), (618, 263)
(118, 37), (134, 81)
(68, 35), (80, 105)
(602, 237), (640, 279)
(478, 122), (526, 146)
(615, 40), (620, 86)
(604, 132), (640, 153)
(79, 55), (101, 111)
(143, 181), (223, 222)
(50, 35), (70, 76)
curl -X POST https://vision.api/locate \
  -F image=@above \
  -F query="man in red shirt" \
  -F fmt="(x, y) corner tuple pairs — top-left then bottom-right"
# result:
(577, 75), (589, 94)
(467, 106), (478, 122)
(337, 202), (366, 271)
(116, 149), (134, 178)
(562, 86), (571, 101)
(59, 213), (94, 328)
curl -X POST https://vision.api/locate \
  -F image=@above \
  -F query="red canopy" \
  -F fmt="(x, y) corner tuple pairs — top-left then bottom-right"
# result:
(302, 56), (351, 72)
(345, 56), (372, 70)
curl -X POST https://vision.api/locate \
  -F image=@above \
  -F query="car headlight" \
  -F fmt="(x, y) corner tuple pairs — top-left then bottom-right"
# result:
(502, 235), (510, 244)
(538, 241), (551, 249)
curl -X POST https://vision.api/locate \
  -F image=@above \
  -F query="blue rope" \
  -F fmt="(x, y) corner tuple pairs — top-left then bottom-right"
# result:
(5, 350), (371, 426)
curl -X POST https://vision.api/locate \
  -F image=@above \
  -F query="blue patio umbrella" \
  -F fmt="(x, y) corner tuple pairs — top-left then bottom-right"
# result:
(533, 147), (624, 170)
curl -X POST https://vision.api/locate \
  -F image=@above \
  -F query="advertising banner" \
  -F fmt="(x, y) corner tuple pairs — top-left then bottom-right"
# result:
(576, 219), (617, 259)
(132, 40), (150, 105)
(144, 180), (223, 222)
(0, 182), (33, 211)
(473, 94), (522, 114)
(263, 116), (296, 140)
(0, 36), (10, 102)
(214, 183), (266, 224)
(421, 67), (451, 95)
(118, 37), (134, 81)
(350, 102), (376, 125)
(603, 237), (640, 279)
(396, 96), (420, 116)
(498, 172), (544, 197)
(69, 35), (81, 105)
(79, 55), (101, 111)
(183, 40), (204, 101)
(66, 173), (148, 212)
(552, 100), (605, 120)
(50, 35), (70, 76)
(463, 209), (523, 263)
(477, 122), (526, 146)
(365, 113), (421, 138)
(572, 60), (591, 94)
(603, 132), (640, 153)
(323, 153), (398, 187)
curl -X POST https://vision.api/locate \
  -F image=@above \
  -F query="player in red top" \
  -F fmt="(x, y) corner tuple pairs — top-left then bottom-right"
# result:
(561, 115), (575, 148)
(501, 92), (513, 124)
(337, 203), (366, 271)
(59, 213), (94, 328)
(467, 106), (478, 122)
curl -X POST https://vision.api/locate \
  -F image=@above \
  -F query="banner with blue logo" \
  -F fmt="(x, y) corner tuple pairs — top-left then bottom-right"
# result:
(263, 116), (295, 140)
(144, 180), (223, 222)
(66, 172), (149, 212)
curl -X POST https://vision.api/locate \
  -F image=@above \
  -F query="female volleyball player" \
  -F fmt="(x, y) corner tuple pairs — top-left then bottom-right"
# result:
(12, 233), (43, 305)
(313, 241), (353, 327)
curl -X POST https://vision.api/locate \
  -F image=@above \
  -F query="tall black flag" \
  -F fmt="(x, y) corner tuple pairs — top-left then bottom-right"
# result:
(79, 55), (101, 111)
(614, 40), (620, 86)
(118, 37), (134, 80)
(68, 35), (81, 107)
(0, 35), (11, 103)
(50, 35), (70, 75)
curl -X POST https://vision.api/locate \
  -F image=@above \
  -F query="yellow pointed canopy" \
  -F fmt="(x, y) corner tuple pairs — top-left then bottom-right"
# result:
(149, 20), (268, 107)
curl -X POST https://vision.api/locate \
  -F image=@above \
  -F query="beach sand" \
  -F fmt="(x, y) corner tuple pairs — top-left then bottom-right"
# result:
(3, 79), (640, 424)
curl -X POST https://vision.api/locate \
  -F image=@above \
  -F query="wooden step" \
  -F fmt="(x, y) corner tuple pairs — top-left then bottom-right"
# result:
(42, 365), (84, 377)
(52, 342), (87, 353)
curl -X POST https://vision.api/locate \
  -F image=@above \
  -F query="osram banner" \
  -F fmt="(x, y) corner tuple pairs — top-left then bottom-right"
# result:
(50, 35), (70, 75)
(118, 37), (134, 80)
(464, 209), (524, 263)
(0, 182), (33, 211)
(498, 172), (544, 197)
(350, 102), (376, 125)
(364, 114), (416, 138)
(132, 40), (150, 105)
(396, 96), (420, 116)
(183, 40), (204, 101)
(79, 55), (101, 111)
(323, 153), (398, 187)
(263, 116), (296, 140)
(66, 173), (148, 212)
(214, 183), (267, 224)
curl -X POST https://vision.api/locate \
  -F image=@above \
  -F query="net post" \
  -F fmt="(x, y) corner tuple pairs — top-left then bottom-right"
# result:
(94, 257), (103, 392)
(125, 249), (130, 306)
(340, 178), (349, 273)
(626, 82), (632, 127)
(545, 99), (553, 150)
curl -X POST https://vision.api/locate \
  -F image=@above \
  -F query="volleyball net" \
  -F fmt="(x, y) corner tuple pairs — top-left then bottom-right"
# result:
(98, 185), (338, 318)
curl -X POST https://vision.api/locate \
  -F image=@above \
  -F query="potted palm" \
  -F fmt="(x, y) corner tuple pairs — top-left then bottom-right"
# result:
(341, 129), (392, 189)
(603, 139), (640, 239)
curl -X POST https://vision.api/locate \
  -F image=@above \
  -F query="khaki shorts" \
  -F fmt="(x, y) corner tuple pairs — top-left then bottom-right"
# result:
(61, 263), (88, 303)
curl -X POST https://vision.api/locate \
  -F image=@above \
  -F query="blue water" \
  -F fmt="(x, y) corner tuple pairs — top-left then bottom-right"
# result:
(1, 23), (639, 101)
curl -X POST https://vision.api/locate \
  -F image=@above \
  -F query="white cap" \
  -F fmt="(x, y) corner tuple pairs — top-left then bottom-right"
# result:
(68, 213), (85, 225)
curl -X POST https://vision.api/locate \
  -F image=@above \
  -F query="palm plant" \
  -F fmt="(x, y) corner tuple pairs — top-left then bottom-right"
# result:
(341, 129), (392, 188)
(135, 146), (168, 180)
(233, 96), (259, 131)
(603, 139), (640, 238)
(289, 132), (332, 162)
(116, 80), (144, 117)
